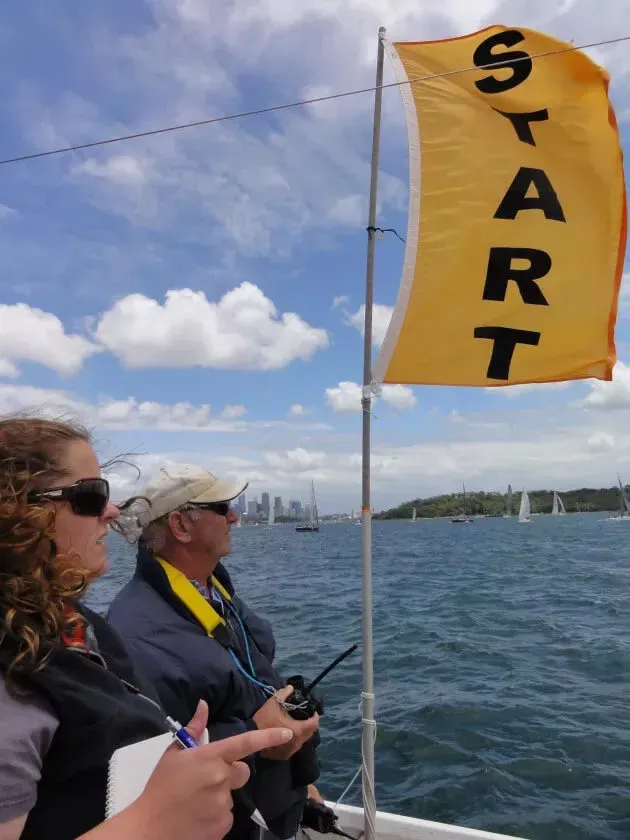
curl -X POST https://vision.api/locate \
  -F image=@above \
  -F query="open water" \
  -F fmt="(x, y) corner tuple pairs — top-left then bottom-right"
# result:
(88, 514), (630, 840)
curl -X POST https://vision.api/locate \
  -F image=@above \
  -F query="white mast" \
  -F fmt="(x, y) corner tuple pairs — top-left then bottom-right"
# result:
(359, 26), (386, 840)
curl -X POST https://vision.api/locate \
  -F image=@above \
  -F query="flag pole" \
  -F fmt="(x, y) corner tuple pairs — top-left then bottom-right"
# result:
(361, 25), (386, 840)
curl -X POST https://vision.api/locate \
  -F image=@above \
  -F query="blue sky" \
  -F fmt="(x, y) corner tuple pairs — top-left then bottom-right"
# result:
(1, 0), (630, 513)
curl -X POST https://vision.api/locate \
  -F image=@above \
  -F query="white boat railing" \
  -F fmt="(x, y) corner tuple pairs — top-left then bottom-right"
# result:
(306, 803), (526, 840)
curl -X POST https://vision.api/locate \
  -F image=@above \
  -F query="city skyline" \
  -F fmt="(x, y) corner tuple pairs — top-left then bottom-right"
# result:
(235, 490), (317, 521)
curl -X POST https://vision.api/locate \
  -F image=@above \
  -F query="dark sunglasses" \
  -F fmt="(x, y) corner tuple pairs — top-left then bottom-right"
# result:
(188, 501), (231, 517)
(28, 478), (110, 517)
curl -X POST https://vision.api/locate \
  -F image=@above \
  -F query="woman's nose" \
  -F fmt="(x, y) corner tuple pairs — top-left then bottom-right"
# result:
(104, 501), (121, 521)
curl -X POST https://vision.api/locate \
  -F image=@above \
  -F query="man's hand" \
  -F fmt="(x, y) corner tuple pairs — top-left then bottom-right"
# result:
(253, 686), (320, 760)
(307, 784), (325, 804)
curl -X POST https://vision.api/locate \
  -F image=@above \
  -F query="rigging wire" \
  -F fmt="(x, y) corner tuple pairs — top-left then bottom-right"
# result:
(0, 33), (629, 167)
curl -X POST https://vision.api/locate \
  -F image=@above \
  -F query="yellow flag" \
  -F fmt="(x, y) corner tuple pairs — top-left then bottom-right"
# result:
(373, 26), (626, 387)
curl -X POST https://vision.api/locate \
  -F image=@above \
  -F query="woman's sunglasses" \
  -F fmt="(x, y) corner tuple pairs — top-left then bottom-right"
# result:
(28, 478), (110, 518)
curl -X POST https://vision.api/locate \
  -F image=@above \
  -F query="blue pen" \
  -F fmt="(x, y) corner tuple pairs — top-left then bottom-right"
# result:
(166, 716), (199, 749)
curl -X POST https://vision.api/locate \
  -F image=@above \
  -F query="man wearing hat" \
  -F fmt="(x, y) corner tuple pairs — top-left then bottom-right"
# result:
(107, 464), (321, 840)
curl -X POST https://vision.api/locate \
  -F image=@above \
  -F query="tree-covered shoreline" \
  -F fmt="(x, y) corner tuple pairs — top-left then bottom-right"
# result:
(376, 486), (626, 519)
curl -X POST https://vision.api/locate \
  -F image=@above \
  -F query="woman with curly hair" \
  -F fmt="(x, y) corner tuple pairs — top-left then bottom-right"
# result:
(0, 417), (292, 840)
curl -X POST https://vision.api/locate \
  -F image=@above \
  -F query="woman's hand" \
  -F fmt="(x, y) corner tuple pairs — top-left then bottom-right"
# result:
(111, 701), (293, 840)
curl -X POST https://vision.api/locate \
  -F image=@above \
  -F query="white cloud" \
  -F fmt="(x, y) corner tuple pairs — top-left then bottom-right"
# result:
(263, 447), (327, 471)
(582, 361), (630, 409)
(95, 398), (248, 431)
(588, 431), (616, 450)
(325, 381), (363, 414)
(29, 0), (419, 259)
(0, 204), (17, 219)
(379, 384), (417, 412)
(94, 282), (328, 370)
(332, 296), (349, 308)
(325, 380), (416, 413)
(0, 385), (77, 418)
(10, 0), (630, 271)
(347, 304), (393, 347)
(0, 303), (99, 377)
(486, 381), (573, 398)
(0, 359), (20, 379)
(289, 403), (309, 416)
(0, 385), (249, 432)
(220, 404), (247, 420)
(73, 155), (148, 186)
(328, 194), (364, 227)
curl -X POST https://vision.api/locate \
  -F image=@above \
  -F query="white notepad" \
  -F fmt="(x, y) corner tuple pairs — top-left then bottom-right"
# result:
(106, 728), (209, 818)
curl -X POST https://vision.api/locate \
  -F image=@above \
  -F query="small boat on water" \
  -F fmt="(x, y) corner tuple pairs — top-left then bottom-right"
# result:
(452, 483), (473, 523)
(502, 484), (513, 518)
(606, 475), (630, 520)
(518, 489), (532, 523)
(551, 490), (566, 516)
(296, 480), (319, 531)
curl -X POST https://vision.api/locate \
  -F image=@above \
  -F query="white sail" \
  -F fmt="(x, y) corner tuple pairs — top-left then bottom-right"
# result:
(558, 494), (566, 515)
(297, 481), (319, 531)
(268, 506), (275, 526)
(607, 475), (630, 520)
(519, 490), (531, 523)
(552, 491), (558, 516)
(411, 506), (417, 521)
(311, 480), (319, 527)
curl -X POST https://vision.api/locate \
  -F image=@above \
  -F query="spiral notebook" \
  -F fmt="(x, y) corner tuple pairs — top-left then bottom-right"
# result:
(106, 728), (209, 818)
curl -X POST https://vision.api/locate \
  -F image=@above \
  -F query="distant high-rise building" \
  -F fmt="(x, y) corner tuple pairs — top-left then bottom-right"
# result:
(261, 492), (270, 517)
(289, 500), (302, 517)
(247, 499), (257, 518)
(236, 493), (246, 514)
(274, 496), (282, 515)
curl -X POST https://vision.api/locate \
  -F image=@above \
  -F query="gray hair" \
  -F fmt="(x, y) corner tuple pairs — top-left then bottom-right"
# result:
(141, 521), (167, 552)
(141, 505), (202, 551)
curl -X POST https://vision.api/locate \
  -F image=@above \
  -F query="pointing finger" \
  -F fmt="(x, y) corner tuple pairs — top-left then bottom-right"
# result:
(210, 726), (293, 765)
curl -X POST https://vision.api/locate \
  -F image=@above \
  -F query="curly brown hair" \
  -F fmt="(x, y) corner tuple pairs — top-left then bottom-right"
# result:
(0, 416), (92, 675)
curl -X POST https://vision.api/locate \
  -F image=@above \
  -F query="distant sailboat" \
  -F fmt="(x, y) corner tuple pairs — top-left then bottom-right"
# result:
(518, 489), (531, 523)
(411, 506), (417, 522)
(296, 481), (319, 532)
(268, 506), (275, 526)
(503, 484), (513, 518)
(606, 475), (630, 520)
(452, 483), (473, 524)
(551, 491), (566, 516)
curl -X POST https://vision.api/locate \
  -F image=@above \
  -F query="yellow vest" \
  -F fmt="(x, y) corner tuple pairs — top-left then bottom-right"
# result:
(155, 555), (232, 637)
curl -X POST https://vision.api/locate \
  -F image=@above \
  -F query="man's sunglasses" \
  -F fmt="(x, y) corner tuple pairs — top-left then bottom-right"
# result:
(188, 501), (231, 517)
(28, 478), (110, 518)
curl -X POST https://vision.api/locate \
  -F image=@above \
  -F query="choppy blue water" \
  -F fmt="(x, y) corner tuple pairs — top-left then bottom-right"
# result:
(89, 514), (630, 840)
